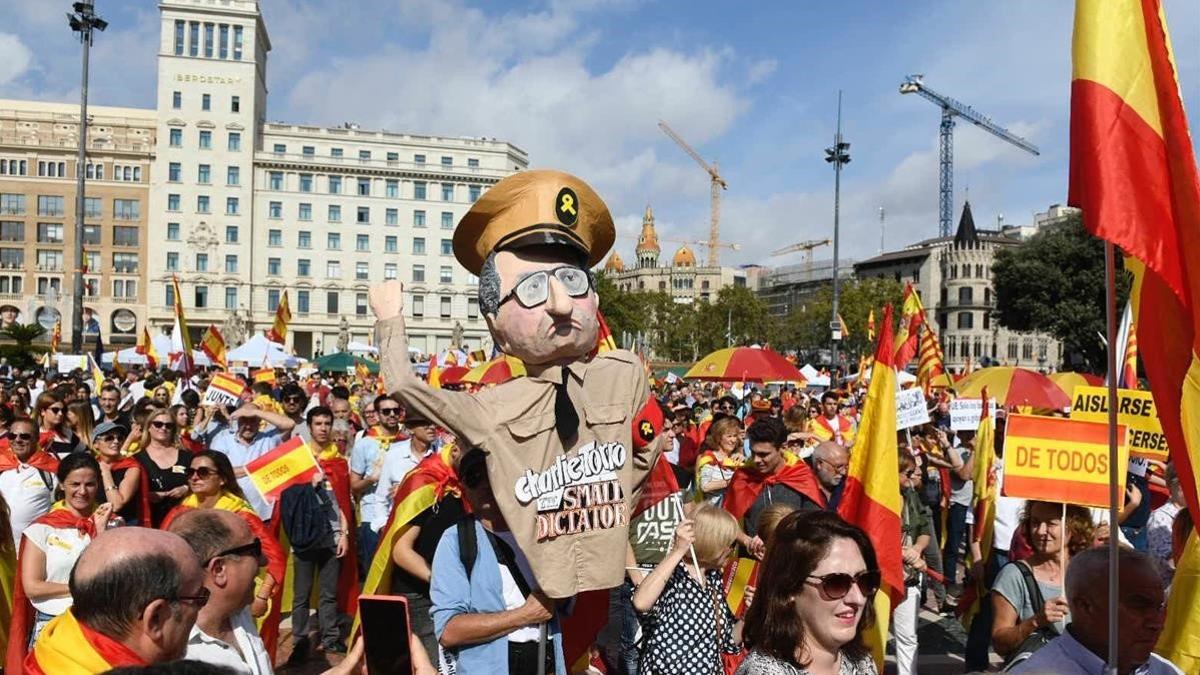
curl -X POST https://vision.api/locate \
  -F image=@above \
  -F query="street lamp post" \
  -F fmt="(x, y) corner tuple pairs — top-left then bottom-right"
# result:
(825, 91), (850, 386)
(68, 1), (107, 354)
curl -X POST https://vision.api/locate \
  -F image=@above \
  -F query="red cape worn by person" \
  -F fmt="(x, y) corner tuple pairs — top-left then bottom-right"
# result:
(722, 453), (827, 525)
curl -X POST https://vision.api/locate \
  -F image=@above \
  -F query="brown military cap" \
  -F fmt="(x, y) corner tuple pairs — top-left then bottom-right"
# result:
(453, 169), (615, 275)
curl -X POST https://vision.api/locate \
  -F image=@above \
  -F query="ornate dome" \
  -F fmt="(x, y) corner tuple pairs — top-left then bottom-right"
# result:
(672, 244), (696, 267)
(635, 205), (660, 255)
(604, 252), (626, 273)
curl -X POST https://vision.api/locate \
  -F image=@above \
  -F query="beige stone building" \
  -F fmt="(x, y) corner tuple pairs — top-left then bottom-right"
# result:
(0, 100), (153, 344)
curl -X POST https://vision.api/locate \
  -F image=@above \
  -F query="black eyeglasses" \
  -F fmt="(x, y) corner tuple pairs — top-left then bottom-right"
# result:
(284, 396), (305, 403)
(10, 432), (32, 441)
(151, 420), (175, 429)
(377, 407), (401, 417)
(47, 406), (64, 414)
(498, 265), (591, 309)
(185, 467), (218, 479)
(171, 585), (211, 608)
(805, 570), (881, 600)
(205, 538), (264, 566)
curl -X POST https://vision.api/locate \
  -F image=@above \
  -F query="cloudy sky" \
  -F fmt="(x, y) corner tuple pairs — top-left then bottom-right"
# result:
(1, 0), (1197, 268)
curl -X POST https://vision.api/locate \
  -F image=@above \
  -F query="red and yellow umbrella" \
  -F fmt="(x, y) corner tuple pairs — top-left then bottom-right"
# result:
(956, 366), (1071, 409)
(439, 366), (471, 385)
(459, 354), (526, 385)
(1048, 371), (1103, 399)
(684, 346), (806, 384)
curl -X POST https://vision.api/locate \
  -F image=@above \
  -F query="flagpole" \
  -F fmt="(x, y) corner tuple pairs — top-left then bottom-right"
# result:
(1103, 241), (1119, 675)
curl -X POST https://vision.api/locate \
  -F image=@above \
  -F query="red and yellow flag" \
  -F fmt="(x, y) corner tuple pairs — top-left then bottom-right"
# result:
(1122, 313), (1139, 388)
(427, 356), (442, 389)
(49, 319), (61, 354)
(200, 324), (227, 369)
(267, 291), (291, 344)
(171, 275), (193, 374)
(916, 324), (946, 393)
(252, 367), (276, 386)
(837, 304), (903, 669)
(892, 284), (924, 367)
(867, 308), (876, 342)
(1069, 0), (1200, 667)
(136, 326), (159, 370)
(596, 310), (617, 352)
(244, 437), (320, 504)
(958, 391), (995, 630)
(837, 313), (850, 339)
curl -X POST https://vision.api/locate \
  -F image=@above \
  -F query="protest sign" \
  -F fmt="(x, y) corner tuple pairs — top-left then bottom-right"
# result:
(202, 372), (245, 408)
(895, 387), (930, 429)
(1069, 385), (1168, 460)
(1002, 414), (1128, 508)
(950, 398), (998, 431)
(245, 436), (320, 504)
(56, 354), (86, 373)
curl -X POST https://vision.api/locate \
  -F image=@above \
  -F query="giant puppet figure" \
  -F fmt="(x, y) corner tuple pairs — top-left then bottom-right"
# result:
(369, 170), (663, 599)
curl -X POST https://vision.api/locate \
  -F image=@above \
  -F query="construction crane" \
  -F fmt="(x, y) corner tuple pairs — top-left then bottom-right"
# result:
(617, 231), (741, 260)
(771, 238), (830, 271)
(658, 120), (728, 267)
(899, 75), (1040, 237)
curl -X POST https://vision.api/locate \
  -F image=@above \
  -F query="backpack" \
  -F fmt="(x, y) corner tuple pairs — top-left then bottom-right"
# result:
(279, 483), (334, 554)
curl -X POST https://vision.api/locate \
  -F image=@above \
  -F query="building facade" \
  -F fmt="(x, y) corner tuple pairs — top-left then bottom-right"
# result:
(0, 99), (154, 343)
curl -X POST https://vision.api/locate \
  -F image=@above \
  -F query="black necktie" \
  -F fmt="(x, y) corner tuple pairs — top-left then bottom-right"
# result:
(555, 368), (579, 444)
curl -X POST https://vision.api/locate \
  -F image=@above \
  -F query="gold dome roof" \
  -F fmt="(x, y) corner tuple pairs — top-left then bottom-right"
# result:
(635, 205), (660, 254)
(672, 244), (696, 267)
(604, 252), (626, 273)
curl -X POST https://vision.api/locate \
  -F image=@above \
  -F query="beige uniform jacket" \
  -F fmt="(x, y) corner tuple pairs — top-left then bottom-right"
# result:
(377, 316), (659, 598)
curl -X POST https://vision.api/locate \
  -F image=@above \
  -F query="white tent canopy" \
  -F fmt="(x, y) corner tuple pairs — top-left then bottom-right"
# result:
(846, 368), (918, 385)
(226, 334), (294, 366)
(345, 341), (378, 355)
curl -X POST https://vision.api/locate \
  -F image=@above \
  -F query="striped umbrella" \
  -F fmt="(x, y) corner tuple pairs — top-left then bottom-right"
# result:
(439, 366), (471, 385)
(1047, 371), (1103, 399)
(955, 367), (1071, 409)
(459, 354), (527, 385)
(683, 346), (806, 384)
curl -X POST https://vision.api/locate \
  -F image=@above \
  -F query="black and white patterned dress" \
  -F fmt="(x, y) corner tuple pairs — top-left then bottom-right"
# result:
(637, 563), (739, 675)
(735, 649), (877, 674)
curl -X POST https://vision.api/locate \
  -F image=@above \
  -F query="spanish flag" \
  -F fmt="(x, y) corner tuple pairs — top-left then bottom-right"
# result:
(596, 310), (617, 352)
(136, 326), (159, 370)
(837, 304), (904, 669)
(957, 391), (995, 630)
(892, 284), (924, 367)
(267, 291), (291, 344)
(252, 367), (276, 385)
(867, 308), (876, 342)
(201, 324), (228, 369)
(1069, 0), (1200, 666)
(171, 275), (194, 374)
(427, 355), (443, 389)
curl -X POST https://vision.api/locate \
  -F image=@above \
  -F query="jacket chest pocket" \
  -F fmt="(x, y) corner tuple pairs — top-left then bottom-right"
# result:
(504, 412), (556, 441)
(585, 403), (627, 429)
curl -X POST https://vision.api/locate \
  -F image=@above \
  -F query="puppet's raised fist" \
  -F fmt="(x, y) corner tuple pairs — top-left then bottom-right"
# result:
(369, 281), (405, 321)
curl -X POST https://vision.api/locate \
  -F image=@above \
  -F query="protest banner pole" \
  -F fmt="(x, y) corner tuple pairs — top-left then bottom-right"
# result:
(1060, 502), (1067, 584)
(672, 493), (703, 578)
(1103, 241), (1119, 674)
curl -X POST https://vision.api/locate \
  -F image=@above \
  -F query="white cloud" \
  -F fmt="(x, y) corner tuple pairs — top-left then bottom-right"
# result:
(747, 58), (777, 85)
(0, 33), (32, 86)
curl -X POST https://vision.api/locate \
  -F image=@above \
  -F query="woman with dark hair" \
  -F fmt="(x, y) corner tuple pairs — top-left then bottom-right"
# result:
(66, 400), (96, 454)
(133, 407), (190, 527)
(90, 422), (149, 526)
(738, 510), (878, 674)
(695, 415), (745, 505)
(170, 402), (203, 453)
(34, 392), (84, 458)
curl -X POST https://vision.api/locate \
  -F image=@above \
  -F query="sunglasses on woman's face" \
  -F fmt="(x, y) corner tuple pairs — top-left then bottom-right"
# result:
(805, 570), (881, 600)
(97, 433), (122, 443)
(47, 406), (63, 415)
(151, 420), (175, 430)
(185, 466), (218, 479)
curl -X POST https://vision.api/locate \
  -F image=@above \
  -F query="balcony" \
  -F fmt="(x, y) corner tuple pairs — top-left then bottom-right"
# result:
(35, 263), (63, 272)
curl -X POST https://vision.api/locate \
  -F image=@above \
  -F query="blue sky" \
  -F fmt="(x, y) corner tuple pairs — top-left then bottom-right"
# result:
(1, 0), (1197, 268)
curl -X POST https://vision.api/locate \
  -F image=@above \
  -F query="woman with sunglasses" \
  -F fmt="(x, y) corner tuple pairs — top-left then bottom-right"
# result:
(133, 407), (191, 527)
(34, 392), (85, 458)
(738, 510), (879, 675)
(170, 402), (204, 453)
(91, 421), (150, 526)
(633, 503), (747, 675)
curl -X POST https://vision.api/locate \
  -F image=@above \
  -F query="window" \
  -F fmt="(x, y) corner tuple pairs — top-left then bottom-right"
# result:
(957, 312), (974, 330)
(228, 132), (241, 151)
(84, 197), (101, 218)
(298, 231), (311, 248)
(958, 287), (973, 305)
(976, 264), (984, 278)
(356, 207), (370, 224)
(298, 203), (311, 220)
(467, 297), (479, 319)
(273, 144), (286, 155)
(413, 181), (427, 200)
(36, 250), (63, 270)
(203, 23), (214, 58)
(442, 183), (454, 201)
(1008, 340), (1019, 360)
(167, 223), (180, 240)
(358, 150), (371, 162)
(297, 290), (309, 313)
(301, 146), (314, 157)
(84, 163), (104, 180)
(196, 195), (210, 213)
(328, 205), (341, 222)
(169, 162), (182, 182)
(440, 239), (452, 255)
(0, 222), (23, 241)
(356, 234), (369, 251)
(356, 292), (369, 317)
(268, 201), (282, 218)
(230, 95), (240, 113)
(112, 252), (138, 274)
(267, 290), (279, 312)
(328, 176), (341, 194)
(0, 161), (27, 176)
(38, 196), (65, 216)
(165, 283), (175, 308)
(441, 156), (453, 168)
(174, 20), (185, 55)
(413, 237), (426, 255)
(412, 295), (424, 317)
(195, 253), (208, 272)
(440, 266), (453, 283)
(227, 166), (239, 185)
(224, 286), (237, 310)
(326, 260), (341, 278)
(327, 291), (339, 314)
(330, 147), (343, 158)
(385, 208), (398, 226)
(36, 161), (66, 178)
(169, 128), (182, 147)
(299, 174), (313, 192)
(267, 258), (280, 275)
(201, 93), (211, 111)
(233, 25), (243, 60)
(983, 312), (991, 329)
(327, 232), (341, 250)
(414, 154), (426, 165)
(1022, 341), (1034, 361)
(0, 194), (24, 215)
(199, 130), (211, 149)
(385, 236), (397, 253)
(440, 296), (452, 318)
(219, 25), (229, 59)
(356, 262), (369, 280)
(189, 21), (199, 56)
(113, 226), (138, 246)
(441, 211), (454, 229)
(384, 263), (397, 280)
(413, 210), (426, 227)
(114, 279), (135, 299)
(357, 178), (370, 196)
(81, 225), (101, 246)
(194, 286), (208, 308)
(268, 229), (281, 246)
(37, 223), (63, 243)
(386, 180), (399, 198)
(387, 152), (399, 164)
(167, 194), (180, 211)
(467, 158), (479, 168)
(224, 255), (238, 274)
(468, 185), (481, 202)
(412, 264), (425, 282)
(268, 172), (283, 190)
(297, 259), (310, 277)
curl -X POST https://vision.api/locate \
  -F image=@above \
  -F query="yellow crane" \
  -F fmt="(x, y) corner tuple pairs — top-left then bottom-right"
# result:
(771, 238), (831, 271)
(658, 120), (728, 267)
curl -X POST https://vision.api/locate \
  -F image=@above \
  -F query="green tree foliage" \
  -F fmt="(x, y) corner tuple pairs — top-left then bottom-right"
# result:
(778, 277), (906, 362)
(992, 213), (1129, 372)
(0, 322), (47, 369)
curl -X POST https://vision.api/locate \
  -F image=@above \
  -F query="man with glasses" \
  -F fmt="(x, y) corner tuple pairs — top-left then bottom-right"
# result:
(810, 440), (851, 509)
(171, 509), (273, 674)
(350, 394), (409, 572)
(280, 382), (312, 443)
(0, 416), (58, 548)
(26, 528), (206, 672)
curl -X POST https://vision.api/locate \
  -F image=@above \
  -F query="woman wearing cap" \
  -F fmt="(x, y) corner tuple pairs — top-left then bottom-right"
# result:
(34, 392), (84, 458)
(133, 407), (191, 527)
(91, 421), (150, 526)
(737, 510), (878, 675)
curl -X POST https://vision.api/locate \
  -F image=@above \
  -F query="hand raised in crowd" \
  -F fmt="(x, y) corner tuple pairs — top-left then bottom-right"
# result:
(1094, 522), (1111, 547)
(1125, 483), (1142, 509)
(1036, 596), (1069, 628)
(743, 585), (756, 610)
(91, 502), (114, 532)
(520, 590), (555, 624)
(746, 535), (766, 560)
(369, 280), (406, 321)
(672, 518), (695, 553)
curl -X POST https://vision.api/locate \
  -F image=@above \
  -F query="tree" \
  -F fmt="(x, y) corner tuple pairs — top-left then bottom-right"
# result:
(992, 213), (1130, 372)
(0, 322), (47, 369)
(777, 277), (906, 364)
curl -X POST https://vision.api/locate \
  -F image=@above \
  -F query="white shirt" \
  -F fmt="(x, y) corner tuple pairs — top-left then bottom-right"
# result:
(494, 529), (541, 643)
(369, 439), (431, 531)
(993, 465), (1026, 551)
(0, 464), (55, 549)
(23, 522), (91, 615)
(185, 607), (273, 675)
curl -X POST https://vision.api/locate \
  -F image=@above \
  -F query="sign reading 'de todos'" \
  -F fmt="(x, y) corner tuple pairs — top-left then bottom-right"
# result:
(1069, 386), (1168, 461)
(1002, 414), (1128, 509)
(895, 388), (931, 429)
(949, 398), (998, 431)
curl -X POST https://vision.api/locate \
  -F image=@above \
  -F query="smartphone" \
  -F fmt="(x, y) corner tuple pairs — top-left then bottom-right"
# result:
(359, 594), (413, 675)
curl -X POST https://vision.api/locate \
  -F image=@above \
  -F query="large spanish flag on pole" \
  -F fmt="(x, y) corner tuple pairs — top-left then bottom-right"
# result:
(1069, 0), (1200, 667)
(171, 275), (194, 374)
(837, 304), (904, 668)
